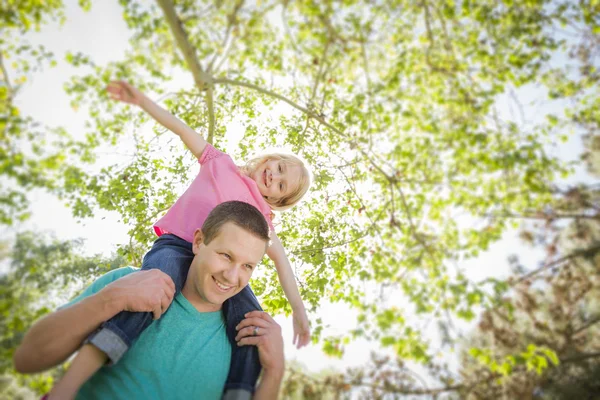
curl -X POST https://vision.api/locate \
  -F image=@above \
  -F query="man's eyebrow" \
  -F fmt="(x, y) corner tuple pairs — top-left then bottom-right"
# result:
(226, 247), (258, 265)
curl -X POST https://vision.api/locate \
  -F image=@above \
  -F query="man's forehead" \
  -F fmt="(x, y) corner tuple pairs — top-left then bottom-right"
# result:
(212, 222), (267, 256)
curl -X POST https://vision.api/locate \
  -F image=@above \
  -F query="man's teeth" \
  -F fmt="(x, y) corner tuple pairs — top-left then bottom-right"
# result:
(215, 279), (232, 290)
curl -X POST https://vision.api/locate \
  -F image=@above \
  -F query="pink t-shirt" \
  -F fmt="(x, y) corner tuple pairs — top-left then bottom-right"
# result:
(154, 144), (274, 242)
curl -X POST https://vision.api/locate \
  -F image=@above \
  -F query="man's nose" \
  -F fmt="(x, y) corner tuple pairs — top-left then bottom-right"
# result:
(222, 265), (239, 283)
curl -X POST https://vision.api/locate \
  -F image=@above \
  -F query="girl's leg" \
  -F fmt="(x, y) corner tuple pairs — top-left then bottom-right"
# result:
(222, 285), (263, 400)
(50, 235), (193, 398)
(89, 234), (193, 363)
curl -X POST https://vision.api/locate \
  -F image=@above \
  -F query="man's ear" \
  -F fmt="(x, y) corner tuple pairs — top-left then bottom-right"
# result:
(192, 228), (204, 254)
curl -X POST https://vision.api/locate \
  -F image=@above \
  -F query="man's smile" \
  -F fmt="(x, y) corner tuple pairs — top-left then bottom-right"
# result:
(212, 276), (234, 292)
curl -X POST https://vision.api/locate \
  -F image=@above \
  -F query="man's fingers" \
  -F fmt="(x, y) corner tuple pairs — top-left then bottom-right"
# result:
(235, 326), (268, 341)
(152, 304), (162, 320)
(237, 336), (262, 347)
(162, 275), (176, 295)
(160, 292), (172, 314)
(166, 286), (175, 302)
(244, 310), (275, 323)
(161, 278), (175, 302)
(236, 317), (270, 331)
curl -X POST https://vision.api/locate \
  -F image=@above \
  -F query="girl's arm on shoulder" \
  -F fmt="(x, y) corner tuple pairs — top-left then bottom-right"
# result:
(107, 81), (207, 158)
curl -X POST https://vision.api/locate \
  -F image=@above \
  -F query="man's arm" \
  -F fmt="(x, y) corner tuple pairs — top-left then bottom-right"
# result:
(253, 370), (284, 400)
(14, 269), (175, 373)
(14, 290), (120, 373)
(235, 311), (285, 400)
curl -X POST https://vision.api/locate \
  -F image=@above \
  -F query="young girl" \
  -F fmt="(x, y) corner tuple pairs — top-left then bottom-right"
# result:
(50, 81), (311, 399)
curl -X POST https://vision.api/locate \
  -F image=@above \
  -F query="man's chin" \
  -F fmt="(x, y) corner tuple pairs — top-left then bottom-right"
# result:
(219, 289), (244, 304)
(207, 289), (239, 305)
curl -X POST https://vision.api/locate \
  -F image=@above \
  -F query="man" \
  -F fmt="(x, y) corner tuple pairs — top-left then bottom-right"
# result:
(14, 201), (284, 399)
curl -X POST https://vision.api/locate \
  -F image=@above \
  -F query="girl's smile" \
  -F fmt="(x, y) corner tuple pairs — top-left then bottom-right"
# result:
(252, 159), (302, 202)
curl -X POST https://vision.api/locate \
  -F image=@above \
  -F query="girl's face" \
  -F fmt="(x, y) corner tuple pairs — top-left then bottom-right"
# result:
(251, 159), (302, 203)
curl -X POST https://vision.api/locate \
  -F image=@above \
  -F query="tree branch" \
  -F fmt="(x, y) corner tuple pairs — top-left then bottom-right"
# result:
(0, 51), (14, 100)
(213, 77), (346, 137)
(214, 76), (396, 192)
(490, 211), (600, 221)
(155, 0), (216, 143)
(572, 315), (600, 336)
(516, 243), (600, 284)
(281, 3), (302, 55)
(317, 12), (364, 44)
(309, 39), (331, 103)
(205, 87), (216, 144)
(561, 351), (600, 364)
(291, 202), (389, 255)
(155, 0), (212, 88)
(207, 0), (245, 73)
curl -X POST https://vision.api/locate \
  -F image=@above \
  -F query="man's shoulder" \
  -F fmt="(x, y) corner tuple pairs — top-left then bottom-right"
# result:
(62, 266), (139, 309)
(100, 266), (140, 280)
(88, 266), (139, 291)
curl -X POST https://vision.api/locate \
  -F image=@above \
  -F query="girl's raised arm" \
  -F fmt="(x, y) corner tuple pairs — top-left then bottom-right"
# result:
(107, 81), (207, 158)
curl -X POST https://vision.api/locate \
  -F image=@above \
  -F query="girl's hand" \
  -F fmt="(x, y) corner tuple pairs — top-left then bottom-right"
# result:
(107, 81), (144, 106)
(292, 308), (311, 349)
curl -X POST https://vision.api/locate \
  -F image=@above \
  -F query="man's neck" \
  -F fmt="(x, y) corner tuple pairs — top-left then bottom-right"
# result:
(181, 282), (222, 313)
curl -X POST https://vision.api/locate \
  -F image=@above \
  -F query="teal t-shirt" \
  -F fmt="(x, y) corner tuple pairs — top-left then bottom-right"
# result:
(69, 267), (231, 400)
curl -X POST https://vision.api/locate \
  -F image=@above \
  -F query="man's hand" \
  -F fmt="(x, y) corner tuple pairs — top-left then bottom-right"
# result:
(107, 81), (145, 106)
(102, 270), (176, 320)
(235, 311), (285, 375)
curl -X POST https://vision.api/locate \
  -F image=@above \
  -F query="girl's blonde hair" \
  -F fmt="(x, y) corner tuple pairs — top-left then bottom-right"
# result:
(242, 152), (311, 211)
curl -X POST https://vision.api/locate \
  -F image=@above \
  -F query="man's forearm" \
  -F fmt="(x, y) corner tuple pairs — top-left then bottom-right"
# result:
(14, 289), (120, 373)
(253, 370), (284, 400)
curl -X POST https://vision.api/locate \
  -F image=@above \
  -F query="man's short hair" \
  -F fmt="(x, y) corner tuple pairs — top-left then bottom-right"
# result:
(202, 201), (270, 245)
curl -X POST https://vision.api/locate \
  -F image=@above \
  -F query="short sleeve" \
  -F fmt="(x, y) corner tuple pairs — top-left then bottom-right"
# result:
(265, 212), (275, 232)
(199, 144), (226, 165)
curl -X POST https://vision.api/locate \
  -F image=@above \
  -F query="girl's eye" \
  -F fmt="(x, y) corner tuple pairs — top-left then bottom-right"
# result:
(280, 183), (283, 191)
(278, 165), (282, 173)
(221, 253), (231, 260)
(244, 264), (254, 270)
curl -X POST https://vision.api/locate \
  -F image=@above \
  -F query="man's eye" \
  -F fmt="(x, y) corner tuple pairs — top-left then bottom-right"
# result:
(280, 183), (283, 191)
(245, 264), (254, 270)
(221, 253), (231, 260)
(278, 165), (282, 173)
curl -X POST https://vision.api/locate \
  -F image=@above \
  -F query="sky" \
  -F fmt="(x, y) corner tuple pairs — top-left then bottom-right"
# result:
(5, 0), (592, 386)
